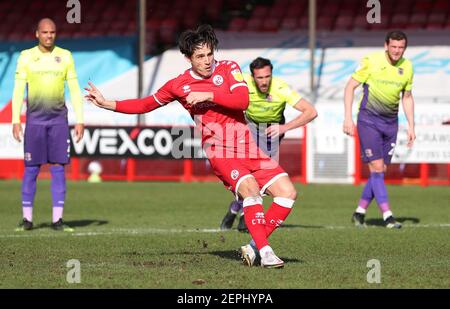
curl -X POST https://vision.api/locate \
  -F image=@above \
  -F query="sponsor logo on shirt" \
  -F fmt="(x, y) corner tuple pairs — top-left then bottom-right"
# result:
(231, 69), (244, 82)
(213, 75), (223, 86)
(182, 85), (191, 93)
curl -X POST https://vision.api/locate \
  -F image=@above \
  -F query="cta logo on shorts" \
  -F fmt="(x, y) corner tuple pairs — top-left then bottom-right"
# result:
(25, 152), (32, 161)
(365, 148), (373, 158)
(230, 169), (239, 180)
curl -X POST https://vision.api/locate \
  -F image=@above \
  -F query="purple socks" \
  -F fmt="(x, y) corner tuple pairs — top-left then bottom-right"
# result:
(50, 165), (66, 223)
(229, 200), (243, 214)
(22, 166), (40, 221)
(358, 179), (374, 210)
(357, 172), (391, 217)
(369, 172), (391, 214)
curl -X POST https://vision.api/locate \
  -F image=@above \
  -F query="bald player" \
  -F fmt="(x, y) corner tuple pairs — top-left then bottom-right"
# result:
(343, 30), (415, 229)
(12, 18), (84, 231)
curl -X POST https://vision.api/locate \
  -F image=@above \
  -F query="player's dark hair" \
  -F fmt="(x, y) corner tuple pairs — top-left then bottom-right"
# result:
(249, 57), (273, 75)
(385, 30), (408, 47)
(178, 24), (218, 57)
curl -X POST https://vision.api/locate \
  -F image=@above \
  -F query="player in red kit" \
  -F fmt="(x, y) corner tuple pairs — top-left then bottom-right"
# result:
(85, 25), (298, 268)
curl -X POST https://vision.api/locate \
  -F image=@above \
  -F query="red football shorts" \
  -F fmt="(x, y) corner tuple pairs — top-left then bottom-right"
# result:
(208, 155), (287, 196)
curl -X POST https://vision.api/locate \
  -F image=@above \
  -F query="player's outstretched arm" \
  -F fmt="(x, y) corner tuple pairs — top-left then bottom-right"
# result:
(85, 82), (164, 115)
(84, 82), (116, 111)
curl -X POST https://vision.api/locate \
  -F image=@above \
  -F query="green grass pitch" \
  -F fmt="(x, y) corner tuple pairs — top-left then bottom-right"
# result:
(0, 180), (449, 288)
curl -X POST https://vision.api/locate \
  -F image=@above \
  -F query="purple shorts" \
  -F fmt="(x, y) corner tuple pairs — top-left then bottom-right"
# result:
(357, 110), (398, 164)
(24, 123), (70, 166)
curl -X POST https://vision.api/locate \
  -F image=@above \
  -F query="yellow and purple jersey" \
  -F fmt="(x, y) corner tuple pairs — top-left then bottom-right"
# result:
(12, 46), (83, 125)
(244, 74), (302, 124)
(352, 51), (413, 119)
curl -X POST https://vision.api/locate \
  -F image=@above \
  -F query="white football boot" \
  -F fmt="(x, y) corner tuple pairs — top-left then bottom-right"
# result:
(260, 248), (284, 269)
(240, 244), (257, 267)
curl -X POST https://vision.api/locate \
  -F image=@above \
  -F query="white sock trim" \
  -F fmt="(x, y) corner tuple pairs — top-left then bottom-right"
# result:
(383, 210), (393, 221)
(356, 206), (367, 214)
(243, 196), (263, 207)
(273, 197), (294, 208)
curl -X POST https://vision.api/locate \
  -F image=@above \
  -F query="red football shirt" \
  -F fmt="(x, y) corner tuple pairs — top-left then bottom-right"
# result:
(115, 60), (262, 157)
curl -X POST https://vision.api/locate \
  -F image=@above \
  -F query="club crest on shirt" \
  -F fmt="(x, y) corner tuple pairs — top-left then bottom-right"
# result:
(365, 148), (373, 158)
(213, 75), (223, 86)
(230, 169), (239, 180)
(231, 69), (244, 82)
(398, 68), (403, 75)
(25, 152), (32, 161)
(55, 56), (61, 63)
(266, 94), (273, 102)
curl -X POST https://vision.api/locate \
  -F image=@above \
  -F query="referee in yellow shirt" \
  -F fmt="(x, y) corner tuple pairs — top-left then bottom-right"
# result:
(12, 18), (84, 232)
(220, 57), (317, 231)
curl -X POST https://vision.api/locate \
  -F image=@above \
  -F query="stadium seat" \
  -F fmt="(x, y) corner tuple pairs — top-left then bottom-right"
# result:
(316, 16), (334, 31)
(280, 18), (299, 31)
(273, 0), (290, 7)
(228, 17), (247, 32)
(408, 13), (428, 29)
(390, 13), (409, 29)
(146, 19), (162, 33)
(159, 18), (179, 45)
(353, 15), (369, 31)
(206, 6), (222, 21)
(433, 0), (450, 11)
(262, 18), (280, 32)
(319, 2), (340, 18)
(298, 15), (309, 29)
(285, 2), (305, 19)
(268, 5), (286, 19)
(339, 8), (356, 18)
(182, 14), (201, 29)
(246, 18), (264, 32)
(414, 0), (434, 12)
(334, 15), (353, 31)
(251, 5), (269, 19)
(426, 13), (446, 29)
(394, 0), (413, 15)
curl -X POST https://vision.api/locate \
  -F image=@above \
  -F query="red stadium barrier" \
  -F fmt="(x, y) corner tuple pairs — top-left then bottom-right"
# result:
(1, 135), (306, 183)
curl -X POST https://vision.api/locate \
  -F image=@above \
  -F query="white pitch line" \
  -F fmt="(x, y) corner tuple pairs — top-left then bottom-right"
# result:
(0, 224), (449, 238)
(0, 227), (223, 238)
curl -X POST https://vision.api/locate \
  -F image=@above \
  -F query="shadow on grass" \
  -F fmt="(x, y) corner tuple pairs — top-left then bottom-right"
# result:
(234, 224), (325, 234)
(209, 250), (304, 264)
(34, 219), (109, 229)
(282, 224), (325, 229)
(365, 217), (420, 227)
